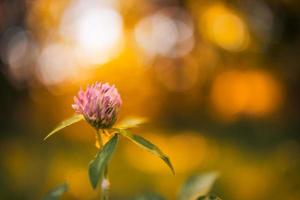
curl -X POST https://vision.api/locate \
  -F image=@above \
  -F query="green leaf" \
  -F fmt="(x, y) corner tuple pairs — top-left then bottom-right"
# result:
(88, 134), (119, 189)
(43, 183), (68, 200)
(134, 192), (166, 200)
(178, 172), (219, 200)
(197, 195), (222, 200)
(44, 114), (84, 141)
(118, 129), (175, 174)
(115, 116), (147, 129)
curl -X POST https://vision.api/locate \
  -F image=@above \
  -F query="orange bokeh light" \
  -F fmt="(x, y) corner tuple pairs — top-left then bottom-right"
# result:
(210, 70), (283, 120)
(200, 3), (249, 51)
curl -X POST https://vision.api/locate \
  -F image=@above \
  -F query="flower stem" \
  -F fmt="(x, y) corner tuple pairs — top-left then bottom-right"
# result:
(97, 129), (110, 200)
(101, 166), (109, 200)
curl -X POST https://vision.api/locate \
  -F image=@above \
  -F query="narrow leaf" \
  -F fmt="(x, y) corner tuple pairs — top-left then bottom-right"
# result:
(178, 172), (219, 200)
(197, 195), (222, 200)
(88, 134), (119, 189)
(115, 116), (147, 129)
(43, 183), (68, 200)
(44, 115), (84, 141)
(134, 192), (166, 200)
(118, 129), (175, 174)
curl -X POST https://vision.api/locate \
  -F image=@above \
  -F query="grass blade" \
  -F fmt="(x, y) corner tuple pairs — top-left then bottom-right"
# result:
(43, 183), (68, 200)
(118, 129), (174, 174)
(44, 115), (84, 141)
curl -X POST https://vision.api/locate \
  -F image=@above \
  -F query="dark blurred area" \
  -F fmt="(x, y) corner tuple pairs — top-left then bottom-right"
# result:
(0, 0), (300, 199)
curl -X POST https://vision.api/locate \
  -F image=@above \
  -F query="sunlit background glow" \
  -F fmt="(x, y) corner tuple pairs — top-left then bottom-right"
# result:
(60, 0), (123, 65)
(134, 8), (194, 58)
(0, 27), (37, 83)
(37, 43), (79, 85)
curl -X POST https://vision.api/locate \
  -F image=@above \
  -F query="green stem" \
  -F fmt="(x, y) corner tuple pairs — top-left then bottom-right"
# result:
(102, 166), (109, 200)
(97, 129), (110, 200)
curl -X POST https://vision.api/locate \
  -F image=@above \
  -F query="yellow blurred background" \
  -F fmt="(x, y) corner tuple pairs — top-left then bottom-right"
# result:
(0, 0), (299, 199)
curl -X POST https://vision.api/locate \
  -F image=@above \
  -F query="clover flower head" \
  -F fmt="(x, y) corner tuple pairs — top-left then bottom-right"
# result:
(72, 82), (122, 129)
